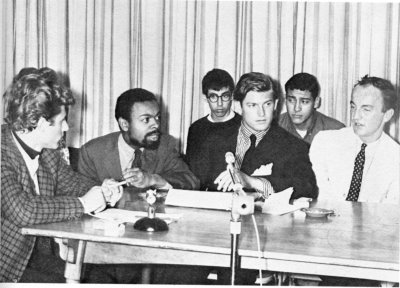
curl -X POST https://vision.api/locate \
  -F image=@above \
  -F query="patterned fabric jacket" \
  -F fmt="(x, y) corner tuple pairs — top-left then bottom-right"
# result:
(0, 124), (96, 282)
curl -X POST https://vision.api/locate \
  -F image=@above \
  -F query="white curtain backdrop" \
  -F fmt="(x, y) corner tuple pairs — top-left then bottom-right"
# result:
(1, 0), (399, 152)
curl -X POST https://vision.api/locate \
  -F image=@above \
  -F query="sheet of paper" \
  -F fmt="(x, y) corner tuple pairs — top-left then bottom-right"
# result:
(165, 189), (232, 210)
(262, 187), (302, 215)
(90, 208), (182, 225)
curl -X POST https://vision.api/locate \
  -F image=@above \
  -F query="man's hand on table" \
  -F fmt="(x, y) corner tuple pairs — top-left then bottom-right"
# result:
(122, 168), (168, 189)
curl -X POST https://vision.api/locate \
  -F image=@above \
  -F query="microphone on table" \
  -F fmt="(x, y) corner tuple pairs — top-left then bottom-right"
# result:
(133, 189), (169, 232)
(224, 152), (254, 285)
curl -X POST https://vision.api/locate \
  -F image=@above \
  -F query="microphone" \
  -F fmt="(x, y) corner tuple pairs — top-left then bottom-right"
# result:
(224, 152), (254, 285)
(225, 152), (245, 196)
(225, 152), (236, 184)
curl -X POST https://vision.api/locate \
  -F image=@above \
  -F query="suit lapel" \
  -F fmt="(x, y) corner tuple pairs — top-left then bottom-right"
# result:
(240, 125), (276, 175)
(3, 126), (38, 196)
(104, 135), (123, 179)
(37, 156), (55, 196)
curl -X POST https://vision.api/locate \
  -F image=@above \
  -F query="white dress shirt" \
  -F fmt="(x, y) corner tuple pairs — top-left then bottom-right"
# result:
(310, 127), (400, 204)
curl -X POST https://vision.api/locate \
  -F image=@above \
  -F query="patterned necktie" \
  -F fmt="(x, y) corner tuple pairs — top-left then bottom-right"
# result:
(240, 134), (257, 173)
(131, 148), (142, 168)
(346, 143), (367, 201)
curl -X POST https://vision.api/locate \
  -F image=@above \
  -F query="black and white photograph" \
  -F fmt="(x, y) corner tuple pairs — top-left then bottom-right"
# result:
(1, 0), (399, 286)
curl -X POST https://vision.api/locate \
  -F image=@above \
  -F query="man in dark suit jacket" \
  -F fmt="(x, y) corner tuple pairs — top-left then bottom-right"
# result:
(1, 68), (120, 282)
(78, 88), (199, 192)
(192, 72), (318, 201)
(77, 88), (199, 284)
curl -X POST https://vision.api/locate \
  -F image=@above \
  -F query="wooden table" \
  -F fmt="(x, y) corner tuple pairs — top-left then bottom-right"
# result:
(21, 193), (399, 285)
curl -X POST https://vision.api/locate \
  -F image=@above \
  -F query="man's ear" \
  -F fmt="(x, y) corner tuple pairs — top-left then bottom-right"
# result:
(383, 108), (394, 123)
(314, 96), (321, 109)
(118, 117), (130, 132)
(274, 99), (279, 110)
(36, 117), (48, 131)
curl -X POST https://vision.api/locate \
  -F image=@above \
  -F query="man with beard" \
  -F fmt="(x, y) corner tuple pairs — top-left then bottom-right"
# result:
(77, 88), (199, 284)
(78, 88), (199, 191)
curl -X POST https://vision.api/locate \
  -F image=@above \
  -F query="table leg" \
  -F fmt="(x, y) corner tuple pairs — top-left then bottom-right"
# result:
(141, 264), (152, 284)
(276, 272), (288, 286)
(64, 240), (87, 283)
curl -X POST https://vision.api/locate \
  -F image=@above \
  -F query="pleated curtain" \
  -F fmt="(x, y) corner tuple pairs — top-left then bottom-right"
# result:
(1, 0), (399, 151)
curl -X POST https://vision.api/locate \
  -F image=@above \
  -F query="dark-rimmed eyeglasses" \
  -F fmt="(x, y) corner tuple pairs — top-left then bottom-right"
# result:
(207, 93), (232, 103)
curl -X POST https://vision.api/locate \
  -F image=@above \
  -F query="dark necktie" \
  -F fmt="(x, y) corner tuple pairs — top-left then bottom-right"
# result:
(131, 148), (142, 169)
(240, 134), (257, 173)
(346, 143), (367, 201)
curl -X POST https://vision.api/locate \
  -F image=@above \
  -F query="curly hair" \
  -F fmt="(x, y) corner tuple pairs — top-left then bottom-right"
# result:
(3, 67), (74, 132)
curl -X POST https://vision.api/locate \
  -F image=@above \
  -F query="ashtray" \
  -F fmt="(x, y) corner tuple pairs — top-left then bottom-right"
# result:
(301, 207), (335, 218)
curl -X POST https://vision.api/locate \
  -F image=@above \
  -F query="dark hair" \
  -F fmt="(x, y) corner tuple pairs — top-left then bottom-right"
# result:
(202, 69), (234, 95)
(285, 72), (320, 100)
(3, 67), (74, 132)
(233, 72), (279, 104)
(115, 88), (157, 122)
(355, 75), (398, 112)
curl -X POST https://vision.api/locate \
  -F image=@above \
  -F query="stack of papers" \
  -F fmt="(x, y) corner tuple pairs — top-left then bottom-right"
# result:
(90, 208), (182, 225)
(165, 189), (233, 210)
(261, 188), (312, 215)
(262, 187), (298, 215)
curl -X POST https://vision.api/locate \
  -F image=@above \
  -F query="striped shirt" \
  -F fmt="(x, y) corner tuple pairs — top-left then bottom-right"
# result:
(235, 123), (274, 199)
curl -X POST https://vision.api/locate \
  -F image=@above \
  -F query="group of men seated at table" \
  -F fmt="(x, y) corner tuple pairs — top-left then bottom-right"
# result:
(1, 66), (398, 284)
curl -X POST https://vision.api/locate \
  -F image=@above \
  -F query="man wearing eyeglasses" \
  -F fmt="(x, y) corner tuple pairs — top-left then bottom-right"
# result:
(185, 69), (241, 188)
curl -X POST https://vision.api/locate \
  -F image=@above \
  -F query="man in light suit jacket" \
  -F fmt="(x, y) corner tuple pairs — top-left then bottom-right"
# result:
(310, 75), (399, 203)
(1, 68), (120, 282)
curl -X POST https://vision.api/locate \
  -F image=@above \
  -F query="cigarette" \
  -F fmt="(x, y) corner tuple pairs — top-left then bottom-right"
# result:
(114, 180), (127, 187)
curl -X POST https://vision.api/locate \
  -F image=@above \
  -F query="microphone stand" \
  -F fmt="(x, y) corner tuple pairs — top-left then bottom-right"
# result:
(227, 166), (254, 286)
(133, 189), (169, 232)
(230, 185), (243, 286)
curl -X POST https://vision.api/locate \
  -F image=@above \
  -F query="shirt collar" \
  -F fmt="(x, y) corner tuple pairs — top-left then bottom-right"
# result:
(12, 130), (41, 159)
(288, 110), (317, 136)
(354, 131), (381, 153)
(239, 122), (268, 146)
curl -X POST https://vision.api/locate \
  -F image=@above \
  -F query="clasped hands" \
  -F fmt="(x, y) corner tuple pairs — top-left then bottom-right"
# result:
(122, 167), (167, 188)
(214, 167), (252, 192)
